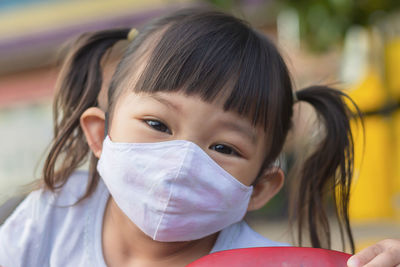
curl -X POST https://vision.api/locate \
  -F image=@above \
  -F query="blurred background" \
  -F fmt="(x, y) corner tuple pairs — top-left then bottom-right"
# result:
(0, 0), (399, 253)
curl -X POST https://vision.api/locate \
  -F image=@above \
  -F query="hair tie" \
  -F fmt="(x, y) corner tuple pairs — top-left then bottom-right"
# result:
(127, 28), (139, 42)
(293, 91), (298, 103)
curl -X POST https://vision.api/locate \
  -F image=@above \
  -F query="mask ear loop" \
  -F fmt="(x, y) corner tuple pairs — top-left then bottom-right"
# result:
(293, 91), (299, 103)
(104, 111), (109, 140)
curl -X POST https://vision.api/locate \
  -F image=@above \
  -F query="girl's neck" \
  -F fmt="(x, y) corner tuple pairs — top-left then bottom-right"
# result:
(102, 197), (218, 267)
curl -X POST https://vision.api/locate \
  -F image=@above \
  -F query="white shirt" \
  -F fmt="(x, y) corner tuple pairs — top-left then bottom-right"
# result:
(0, 171), (288, 266)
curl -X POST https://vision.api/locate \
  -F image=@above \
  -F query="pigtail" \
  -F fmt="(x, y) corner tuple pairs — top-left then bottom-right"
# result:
(292, 86), (361, 253)
(43, 28), (130, 199)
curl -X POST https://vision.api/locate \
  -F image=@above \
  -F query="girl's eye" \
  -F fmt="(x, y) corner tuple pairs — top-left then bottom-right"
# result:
(210, 144), (240, 157)
(144, 119), (172, 135)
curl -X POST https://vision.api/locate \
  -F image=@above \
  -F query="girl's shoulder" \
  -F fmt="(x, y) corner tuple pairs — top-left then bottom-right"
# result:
(0, 171), (107, 266)
(211, 220), (290, 253)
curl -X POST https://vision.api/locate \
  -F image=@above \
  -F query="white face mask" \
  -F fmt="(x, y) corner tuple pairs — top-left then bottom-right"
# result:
(97, 136), (253, 242)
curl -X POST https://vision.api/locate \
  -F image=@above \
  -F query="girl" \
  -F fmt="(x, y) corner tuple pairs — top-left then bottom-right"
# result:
(0, 8), (399, 267)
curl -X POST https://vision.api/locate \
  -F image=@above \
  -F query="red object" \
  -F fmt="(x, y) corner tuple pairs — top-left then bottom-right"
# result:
(187, 247), (352, 267)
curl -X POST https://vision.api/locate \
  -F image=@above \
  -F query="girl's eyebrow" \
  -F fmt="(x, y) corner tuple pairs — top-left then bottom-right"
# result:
(148, 95), (181, 112)
(218, 120), (257, 145)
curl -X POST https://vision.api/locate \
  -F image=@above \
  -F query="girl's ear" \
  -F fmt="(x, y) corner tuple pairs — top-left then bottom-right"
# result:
(247, 168), (285, 211)
(80, 107), (106, 158)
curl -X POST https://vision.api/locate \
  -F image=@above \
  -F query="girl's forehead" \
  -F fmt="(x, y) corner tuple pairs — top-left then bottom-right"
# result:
(123, 90), (229, 113)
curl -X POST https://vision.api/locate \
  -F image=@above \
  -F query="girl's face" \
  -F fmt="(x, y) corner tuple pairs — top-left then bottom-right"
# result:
(109, 91), (268, 186)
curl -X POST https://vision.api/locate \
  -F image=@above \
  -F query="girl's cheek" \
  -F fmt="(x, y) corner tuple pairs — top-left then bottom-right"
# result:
(210, 153), (254, 186)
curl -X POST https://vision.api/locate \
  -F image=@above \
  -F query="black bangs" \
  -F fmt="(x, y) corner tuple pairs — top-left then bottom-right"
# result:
(133, 10), (292, 130)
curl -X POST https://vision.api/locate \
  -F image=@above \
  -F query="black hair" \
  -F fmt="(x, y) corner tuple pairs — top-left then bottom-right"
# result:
(43, 7), (360, 252)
